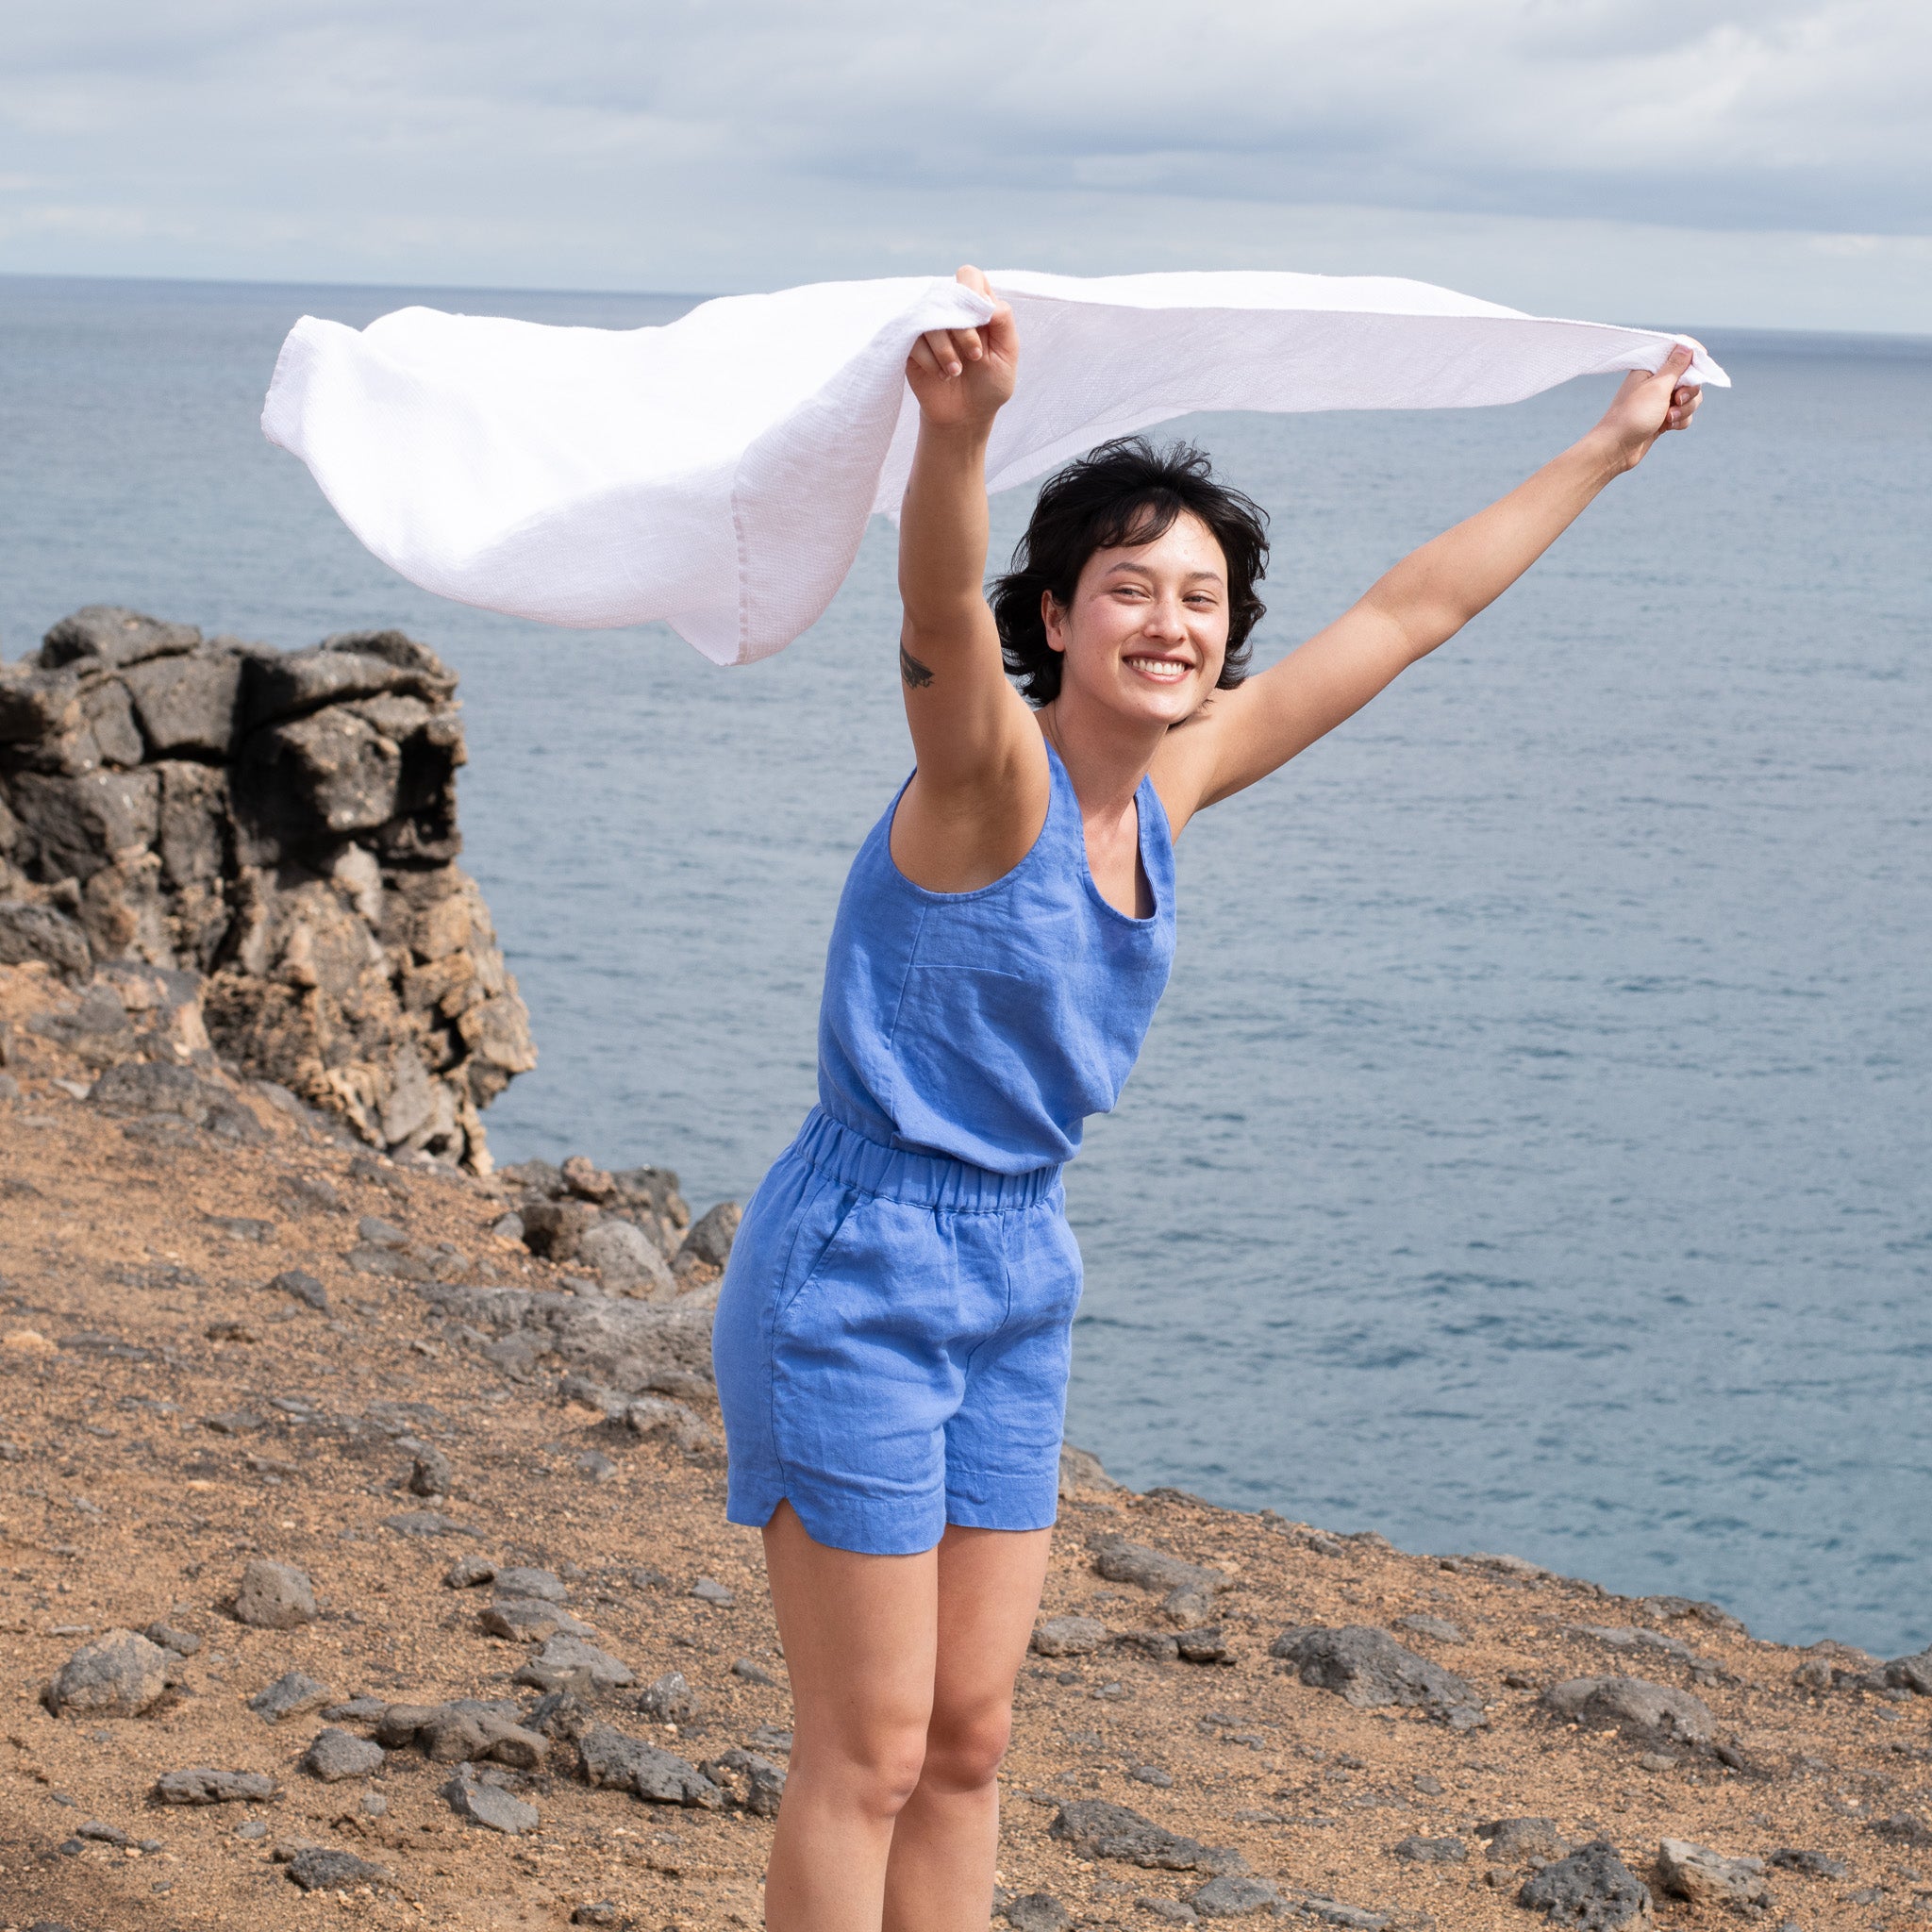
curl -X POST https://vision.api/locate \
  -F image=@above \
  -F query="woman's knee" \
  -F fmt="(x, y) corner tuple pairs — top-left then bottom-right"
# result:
(797, 1724), (930, 1819)
(921, 1702), (1013, 1792)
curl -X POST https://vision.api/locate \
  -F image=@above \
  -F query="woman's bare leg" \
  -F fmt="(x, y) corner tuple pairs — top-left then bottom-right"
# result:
(761, 1500), (941, 1931)
(881, 1523), (1054, 1932)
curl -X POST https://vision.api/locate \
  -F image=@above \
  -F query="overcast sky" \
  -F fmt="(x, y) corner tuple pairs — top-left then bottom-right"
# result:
(3, 2), (1928, 331)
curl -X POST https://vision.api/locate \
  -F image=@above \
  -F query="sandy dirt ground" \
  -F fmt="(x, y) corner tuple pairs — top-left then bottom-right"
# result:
(1, 959), (1927, 1932)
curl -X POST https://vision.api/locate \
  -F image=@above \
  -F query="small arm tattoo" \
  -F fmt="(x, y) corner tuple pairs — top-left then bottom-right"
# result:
(899, 642), (934, 690)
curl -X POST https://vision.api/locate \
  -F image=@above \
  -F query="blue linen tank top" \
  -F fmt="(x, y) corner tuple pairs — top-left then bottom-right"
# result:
(816, 738), (1177, 1174)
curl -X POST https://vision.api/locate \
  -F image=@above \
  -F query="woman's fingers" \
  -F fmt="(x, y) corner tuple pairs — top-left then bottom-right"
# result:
(917, 328), (962, 376)
(908, 335), (947, 378)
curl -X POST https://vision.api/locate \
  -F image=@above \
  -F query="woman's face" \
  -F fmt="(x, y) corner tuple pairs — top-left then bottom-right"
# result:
(1043, 509), (1230, 728)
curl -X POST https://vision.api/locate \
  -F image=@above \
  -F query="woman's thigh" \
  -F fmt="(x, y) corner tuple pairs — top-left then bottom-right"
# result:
(928, 1523), (1054, 1757)
(762, 1500), (940, 1775)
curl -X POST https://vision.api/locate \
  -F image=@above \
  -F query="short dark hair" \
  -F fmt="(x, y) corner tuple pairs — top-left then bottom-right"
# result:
(991, 436), (1270, 707)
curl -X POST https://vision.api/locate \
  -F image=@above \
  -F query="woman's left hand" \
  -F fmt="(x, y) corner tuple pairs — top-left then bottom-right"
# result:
(1593, 342), (1705, 473)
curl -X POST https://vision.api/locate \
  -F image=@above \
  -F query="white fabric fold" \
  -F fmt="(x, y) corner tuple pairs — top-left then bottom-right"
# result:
(261, 269), (1727, 667)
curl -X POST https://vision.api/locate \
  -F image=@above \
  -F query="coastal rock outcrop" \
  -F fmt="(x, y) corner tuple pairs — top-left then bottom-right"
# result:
(0, 606), (534, 1166)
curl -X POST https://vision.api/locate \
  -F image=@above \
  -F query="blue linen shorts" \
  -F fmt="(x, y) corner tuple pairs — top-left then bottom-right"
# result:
(711, 1107), (1082, 1556)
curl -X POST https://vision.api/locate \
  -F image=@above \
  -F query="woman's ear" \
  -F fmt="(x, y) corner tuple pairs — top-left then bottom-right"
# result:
(1041, 588), (1067, 656)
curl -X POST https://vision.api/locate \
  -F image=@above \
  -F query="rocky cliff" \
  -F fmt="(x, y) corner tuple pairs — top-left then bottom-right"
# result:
(0, 606), (534, 1168)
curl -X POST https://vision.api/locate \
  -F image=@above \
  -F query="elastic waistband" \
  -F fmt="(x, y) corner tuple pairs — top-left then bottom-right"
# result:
(789, 1107), (1060, 1212)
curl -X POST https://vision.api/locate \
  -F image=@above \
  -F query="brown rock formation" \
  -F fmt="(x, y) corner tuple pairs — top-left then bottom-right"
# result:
(0, 606), (534, 1167)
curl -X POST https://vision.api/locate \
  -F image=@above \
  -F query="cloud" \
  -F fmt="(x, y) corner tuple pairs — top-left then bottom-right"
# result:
(0, 2), (1926, 327)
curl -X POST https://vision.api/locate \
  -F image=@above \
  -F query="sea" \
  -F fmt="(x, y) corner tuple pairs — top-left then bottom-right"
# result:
(2, 274), (1926, 1657)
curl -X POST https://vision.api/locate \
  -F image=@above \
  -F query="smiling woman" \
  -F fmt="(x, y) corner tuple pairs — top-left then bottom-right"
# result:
(990, 438), (1270, 707)
(706, 262), (1706, 1932)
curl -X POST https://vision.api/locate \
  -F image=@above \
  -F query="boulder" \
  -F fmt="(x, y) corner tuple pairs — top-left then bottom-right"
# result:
(1188, 1874), (1281, 1917)
(1884, 1647), (1932, 1695)
(43, 1629), (171, 1718)
(0, 900), (91, 975)
(1271, 1624), (1483, 1727)
(90, 1059), (265, 1142)
(579, 1216), (676, 1296)
(375, 1698), (549, 1768)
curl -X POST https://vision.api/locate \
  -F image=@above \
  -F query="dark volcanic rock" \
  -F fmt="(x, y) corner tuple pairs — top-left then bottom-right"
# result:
(43, 1629), (171, 1718)
(1539, 1676), (1714, 1751)
(577, 1724), (722, 1807)
(1048, 1799), (1247, 1874)
(1518, 1840), (1654, 1927)
(154, 1767), (278, 1805)
(231, 1559), (317, 1629)
(443, 1769), (540, 1833)
(278, 1844), (391, 1891)
(301, 1728), (385, 1782)
(1271, 1624), (1483, 1727)
(1090, 1538), (1224, 1623)
(513, 1635), (636, 1695)
(247, 1671), (333, 1724)
(90, 1059), (266, 1143)
(41, 607), (201, 671)
(375, 1699), (548, 1768)
(1188, 1874), (1281, 1917)
(1391, 1835), (1466, 1864)
(698, 1747), (788, 1816)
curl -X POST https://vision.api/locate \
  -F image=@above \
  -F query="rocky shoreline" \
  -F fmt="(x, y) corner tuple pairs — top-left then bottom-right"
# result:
(2, 609), (1929, 1932)
(3, 958), (1931, 1932)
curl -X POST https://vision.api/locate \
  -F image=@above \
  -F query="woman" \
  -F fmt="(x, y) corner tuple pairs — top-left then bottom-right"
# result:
(711, 265), (1702, 1929)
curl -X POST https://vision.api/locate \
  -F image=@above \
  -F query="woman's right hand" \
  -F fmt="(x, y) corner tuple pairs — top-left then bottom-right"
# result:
(906, 264), (1018, 430)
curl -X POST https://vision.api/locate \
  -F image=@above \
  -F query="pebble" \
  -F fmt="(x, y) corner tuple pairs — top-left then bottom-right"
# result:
(301, 1728), (386, 1782)
(1128, 1764), (1174, 1788)
(408, 1445), (453, 1495)
(247, 1670), (334, 1724)
(574, 1449), (617, 1481)
(383, 1509), (480, 1538)
(1479, 1817), (1572, 1863)
(637, 1671), (702, 1722)
(75, 1819), (129, 1845)
(730, 1657), (779, 1686)
(235, 1819), (270, 1840)
(361, 1790), (388, 1816)
(691, 1576), (735, 1606)
(1136, 1901), (1199, 1924)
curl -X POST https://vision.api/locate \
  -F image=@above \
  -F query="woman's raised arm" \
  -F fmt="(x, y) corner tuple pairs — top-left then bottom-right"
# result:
(891, 268), (1050, 892)
(1161, 346), (1705, 821)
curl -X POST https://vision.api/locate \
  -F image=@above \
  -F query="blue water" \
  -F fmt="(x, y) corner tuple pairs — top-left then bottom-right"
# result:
(3, 274), (1927, 1655)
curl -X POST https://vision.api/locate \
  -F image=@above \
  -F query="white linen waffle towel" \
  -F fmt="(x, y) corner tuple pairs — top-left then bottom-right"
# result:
(261, 268), (1726, 667)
